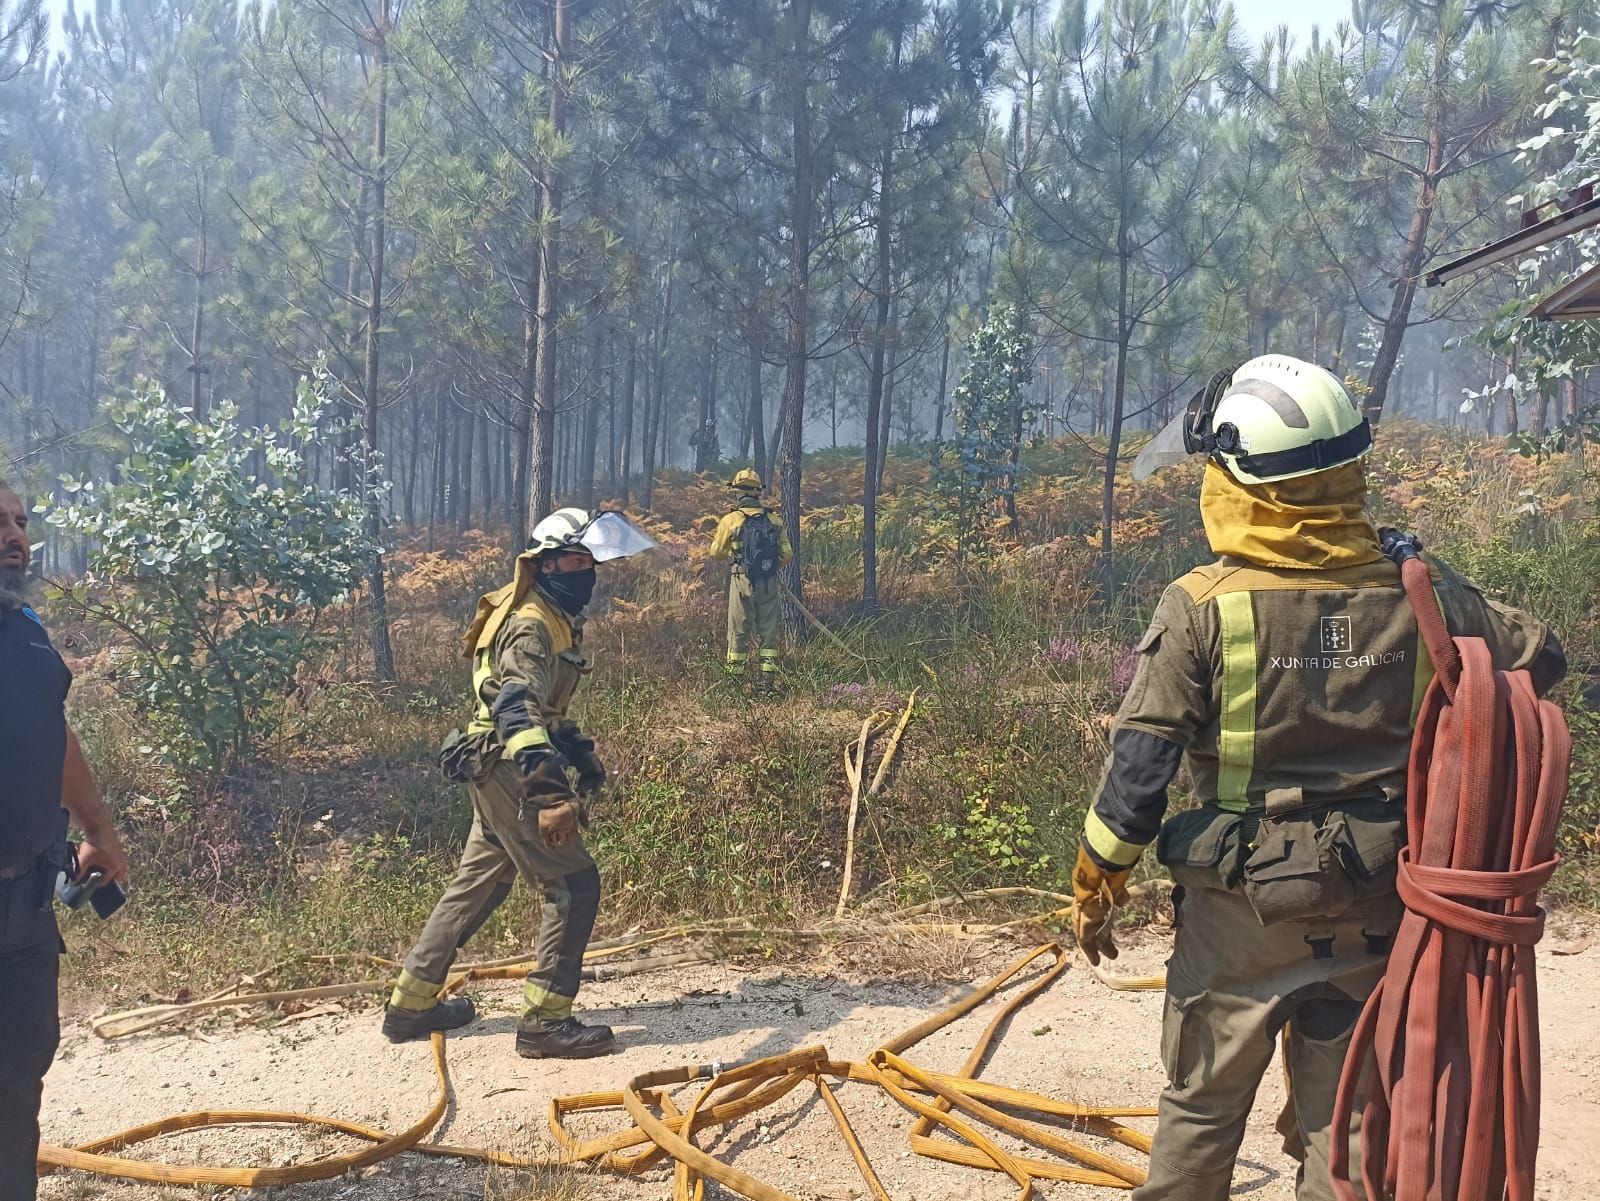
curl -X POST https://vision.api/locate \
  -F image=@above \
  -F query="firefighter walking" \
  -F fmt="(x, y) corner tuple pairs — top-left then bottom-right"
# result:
(711, 468), (792, 693)
(1074, 356), (1565, 1200)
(383, 508), (657, 1059)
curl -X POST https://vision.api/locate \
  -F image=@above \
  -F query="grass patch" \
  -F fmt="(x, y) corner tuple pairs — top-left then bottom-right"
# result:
(54, 428), (1600, 1002)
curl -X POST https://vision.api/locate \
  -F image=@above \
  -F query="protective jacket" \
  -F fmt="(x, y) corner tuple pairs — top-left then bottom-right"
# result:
(461, 553), (592, 776)
(1089, 460), (1565, 1201)
(1083, 462), (1564, 875)
(710, 500), (793, 571)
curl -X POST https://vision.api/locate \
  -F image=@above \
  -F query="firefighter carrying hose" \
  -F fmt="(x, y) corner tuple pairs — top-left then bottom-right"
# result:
(1076, 356), (1565, 1200)
(383, 507), (657, 1059)
(710, 468), (792, 694)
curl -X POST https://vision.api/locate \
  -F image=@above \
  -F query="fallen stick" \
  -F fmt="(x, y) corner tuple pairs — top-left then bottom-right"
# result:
(836, 711), (893, 921)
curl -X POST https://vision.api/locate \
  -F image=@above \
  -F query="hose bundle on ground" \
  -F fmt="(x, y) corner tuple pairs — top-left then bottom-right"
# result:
(41, 943), (1159, 1195)
(1330, 552), (1570, 1201)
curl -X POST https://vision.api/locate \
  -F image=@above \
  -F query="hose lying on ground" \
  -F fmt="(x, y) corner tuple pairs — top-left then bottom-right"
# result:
(41, 943), (1157, 1196)
(1329, 549), (1570, 1201)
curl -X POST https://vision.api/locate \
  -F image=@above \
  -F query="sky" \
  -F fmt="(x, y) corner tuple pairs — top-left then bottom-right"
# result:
(1227, 0), (1351, 50)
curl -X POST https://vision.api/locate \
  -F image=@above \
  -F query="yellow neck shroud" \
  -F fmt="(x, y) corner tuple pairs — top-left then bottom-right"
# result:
(463, 553), (571, 658)
(1199, 460), (1382, 571)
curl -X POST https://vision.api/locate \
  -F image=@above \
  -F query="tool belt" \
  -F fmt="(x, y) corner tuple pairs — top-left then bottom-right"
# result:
(1156, 793), (1405, 928)
(438, 727), (499, 784)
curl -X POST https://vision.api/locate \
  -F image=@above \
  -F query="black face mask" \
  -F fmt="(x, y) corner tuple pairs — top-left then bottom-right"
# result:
(540, 566), (596, 615)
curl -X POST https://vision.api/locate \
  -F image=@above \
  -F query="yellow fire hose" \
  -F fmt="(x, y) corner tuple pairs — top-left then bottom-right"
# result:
(40, 940), (1162, 1195)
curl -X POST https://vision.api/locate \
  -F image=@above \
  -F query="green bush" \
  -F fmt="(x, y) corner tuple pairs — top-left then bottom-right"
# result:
(47, 374), (375, 783)
(931, 306), (1034, 568)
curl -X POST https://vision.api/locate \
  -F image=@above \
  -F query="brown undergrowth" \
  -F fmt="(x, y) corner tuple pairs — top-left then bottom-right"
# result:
(48, 425), (1600, 1006)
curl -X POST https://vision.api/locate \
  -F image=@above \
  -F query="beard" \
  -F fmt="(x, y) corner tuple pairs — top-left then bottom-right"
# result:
(0, 561), (31, 610)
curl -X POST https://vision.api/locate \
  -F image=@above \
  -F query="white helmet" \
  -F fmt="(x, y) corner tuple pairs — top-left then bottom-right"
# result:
(1209, 355), (1370, 485)
(528, 507), (593, 555)
(527, 507), (659, 561)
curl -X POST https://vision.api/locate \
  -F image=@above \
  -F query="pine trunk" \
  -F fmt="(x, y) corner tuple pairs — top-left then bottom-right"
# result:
(778, 0), (813, 616)
(620, 336), (636, 504)
(363, 1), (396, 681)
(529, 0), (567, 524)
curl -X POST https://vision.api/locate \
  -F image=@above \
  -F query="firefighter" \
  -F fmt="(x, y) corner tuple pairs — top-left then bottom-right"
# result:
(710, 468), (792, 693)
(1075, 357), (1565, 1200)
(383, 508), (656, 1059)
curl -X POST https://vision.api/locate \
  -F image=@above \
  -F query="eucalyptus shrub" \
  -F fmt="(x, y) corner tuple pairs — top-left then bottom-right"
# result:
(932, 306), (1034, 568)
(47, 373), (374, 781)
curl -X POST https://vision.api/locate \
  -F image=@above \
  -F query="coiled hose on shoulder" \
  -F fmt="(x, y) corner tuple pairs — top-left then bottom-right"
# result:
(1330, 541), (1570, 1201)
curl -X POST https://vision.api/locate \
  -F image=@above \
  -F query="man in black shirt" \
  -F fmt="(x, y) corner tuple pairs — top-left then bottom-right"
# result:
(0, 485), (128, 1200)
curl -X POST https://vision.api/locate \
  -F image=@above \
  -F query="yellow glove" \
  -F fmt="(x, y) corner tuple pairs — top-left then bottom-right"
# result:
(1073, 842), (1132, 966)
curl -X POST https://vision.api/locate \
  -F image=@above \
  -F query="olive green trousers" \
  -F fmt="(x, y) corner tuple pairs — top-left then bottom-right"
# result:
(726, 571), (780, 678)
(390, 759), (599, 1022)
(1135, 883), (1396, 1201)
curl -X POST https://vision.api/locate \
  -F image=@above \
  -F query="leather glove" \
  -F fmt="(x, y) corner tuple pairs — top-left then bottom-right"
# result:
(538, 799), (582, 848)
(1072, 842), (1132, 966)
(572, 748), (606, 796)
(551, 725), (606, 796)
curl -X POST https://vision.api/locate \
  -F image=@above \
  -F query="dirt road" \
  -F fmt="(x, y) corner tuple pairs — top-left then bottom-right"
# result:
(37, 923), (1600, 1200)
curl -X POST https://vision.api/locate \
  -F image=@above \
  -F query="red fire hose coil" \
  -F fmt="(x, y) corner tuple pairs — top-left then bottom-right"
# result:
(1330, 557), (1570, 1201)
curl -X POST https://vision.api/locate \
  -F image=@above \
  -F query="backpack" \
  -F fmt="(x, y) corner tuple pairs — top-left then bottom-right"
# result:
(740, 510), (782, 581)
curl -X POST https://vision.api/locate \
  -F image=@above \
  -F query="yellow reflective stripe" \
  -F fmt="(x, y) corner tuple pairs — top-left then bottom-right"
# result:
(522, 980), (573, 1022)
(504, 726), (551, 755)
(472, 648), (494, 727)
(1083, 808), (1145, 870)
(1215, 591), (1258, 812)
(389, 969), (443, 1012)
(758, 648), (779, 658)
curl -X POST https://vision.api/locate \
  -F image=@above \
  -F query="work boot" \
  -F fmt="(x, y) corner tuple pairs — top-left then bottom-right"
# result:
(381, 996), (476, 1043)
(515, 1015), (617, 1059)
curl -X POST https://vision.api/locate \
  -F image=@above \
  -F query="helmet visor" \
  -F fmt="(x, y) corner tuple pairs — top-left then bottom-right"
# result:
(578, 511), (660, 562)
(1131, 367), (1236, 482)
(1133, 407), (1199, 481)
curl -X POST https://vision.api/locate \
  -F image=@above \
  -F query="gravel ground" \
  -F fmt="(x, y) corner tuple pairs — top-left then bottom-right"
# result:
(36, 920), (1600, 1200)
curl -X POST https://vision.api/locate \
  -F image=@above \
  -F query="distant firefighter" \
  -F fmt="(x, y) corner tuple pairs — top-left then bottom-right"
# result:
(710, 468), (792, 694)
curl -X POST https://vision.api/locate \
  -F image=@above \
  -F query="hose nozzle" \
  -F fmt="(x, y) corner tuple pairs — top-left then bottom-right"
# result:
(1379, 528), (1424, 566)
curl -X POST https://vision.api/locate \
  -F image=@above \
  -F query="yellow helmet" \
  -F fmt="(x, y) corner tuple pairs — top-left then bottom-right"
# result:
(730, 468), (763, 493)
(1209, 355), (1370, 485)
